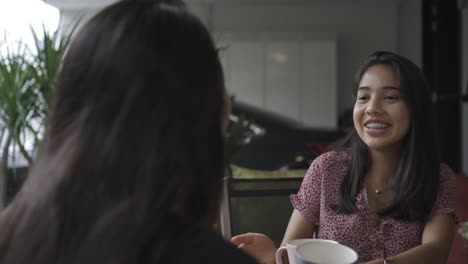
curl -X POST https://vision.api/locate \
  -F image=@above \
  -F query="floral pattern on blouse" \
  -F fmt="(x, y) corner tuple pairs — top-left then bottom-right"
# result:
(291, 150), (456, 262)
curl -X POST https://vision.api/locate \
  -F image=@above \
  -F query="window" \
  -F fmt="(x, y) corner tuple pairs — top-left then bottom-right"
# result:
(0, 0), (59, 56)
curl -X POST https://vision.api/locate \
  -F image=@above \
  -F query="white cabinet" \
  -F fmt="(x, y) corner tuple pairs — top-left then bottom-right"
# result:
(219, 31), (337, 129)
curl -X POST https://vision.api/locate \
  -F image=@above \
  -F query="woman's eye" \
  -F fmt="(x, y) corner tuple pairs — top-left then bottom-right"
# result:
(385, 95), (400, 101)
(357, 95), (369, 102)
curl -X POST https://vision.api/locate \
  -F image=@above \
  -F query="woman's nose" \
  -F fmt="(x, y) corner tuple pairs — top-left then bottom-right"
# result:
(365, 98), (382, 115)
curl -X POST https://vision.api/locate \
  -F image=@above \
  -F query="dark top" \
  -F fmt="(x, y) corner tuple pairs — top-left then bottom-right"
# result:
(153, 228), (258, 264)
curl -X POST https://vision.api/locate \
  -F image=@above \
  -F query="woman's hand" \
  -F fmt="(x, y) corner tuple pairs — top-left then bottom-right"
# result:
(231, 233), (277, 264)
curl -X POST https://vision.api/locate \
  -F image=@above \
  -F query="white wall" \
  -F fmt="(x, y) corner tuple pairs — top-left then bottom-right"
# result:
(189, 0), (399, 115)
(59, 9), (97, 32)
(219, 31), (338, 128)
(398, 0), (422, 67)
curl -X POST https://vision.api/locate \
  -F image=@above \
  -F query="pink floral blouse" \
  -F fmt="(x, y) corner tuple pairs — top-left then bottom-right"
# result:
(290, 150), (456, 262)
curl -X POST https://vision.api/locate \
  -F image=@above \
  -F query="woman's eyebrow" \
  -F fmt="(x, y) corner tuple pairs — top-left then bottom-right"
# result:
(383, 86), (400, 90)
(357, 86), (399, 91)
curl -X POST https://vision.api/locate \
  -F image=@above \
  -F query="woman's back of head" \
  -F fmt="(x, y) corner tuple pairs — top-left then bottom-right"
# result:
(0, 0), (225, 263)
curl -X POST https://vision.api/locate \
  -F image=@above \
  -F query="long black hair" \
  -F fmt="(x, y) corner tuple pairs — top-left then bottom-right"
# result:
(0, 0), (225, 263)
(333, 51), (440, 222)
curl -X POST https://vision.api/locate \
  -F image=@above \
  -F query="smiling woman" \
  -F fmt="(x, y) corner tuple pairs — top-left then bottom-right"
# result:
(231, 51), (456, 264)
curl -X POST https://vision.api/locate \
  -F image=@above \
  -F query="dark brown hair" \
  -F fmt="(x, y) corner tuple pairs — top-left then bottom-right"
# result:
(0, 0), (225, 263)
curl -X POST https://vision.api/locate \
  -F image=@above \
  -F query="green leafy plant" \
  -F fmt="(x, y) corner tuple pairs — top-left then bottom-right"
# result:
(30, 24), (78, 118)
(0, 45), (39, 206)
(0, 23), (78, 207)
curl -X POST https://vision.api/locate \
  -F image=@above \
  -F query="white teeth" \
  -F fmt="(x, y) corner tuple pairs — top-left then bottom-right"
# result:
(365, 123), (389, 129)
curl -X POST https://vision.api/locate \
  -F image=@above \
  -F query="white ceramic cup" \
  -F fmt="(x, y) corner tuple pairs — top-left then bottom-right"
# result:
(295, 240), (358, 264)
(275, 239), (339, 264)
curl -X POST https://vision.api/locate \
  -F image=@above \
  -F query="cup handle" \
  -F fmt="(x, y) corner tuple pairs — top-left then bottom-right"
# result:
(275, 246), (288, 264)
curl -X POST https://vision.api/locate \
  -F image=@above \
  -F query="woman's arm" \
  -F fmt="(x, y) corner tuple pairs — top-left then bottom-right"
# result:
(368, 214), (454, 264)
(281, 209), (317, 246)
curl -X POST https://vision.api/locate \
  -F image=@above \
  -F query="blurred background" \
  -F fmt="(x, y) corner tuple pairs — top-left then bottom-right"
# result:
(49, 0), (467, 175)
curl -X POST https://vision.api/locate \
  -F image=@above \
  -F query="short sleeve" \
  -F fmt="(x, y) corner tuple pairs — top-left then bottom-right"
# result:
(431, 164), (456, 217)
(290, 154), (326, 225)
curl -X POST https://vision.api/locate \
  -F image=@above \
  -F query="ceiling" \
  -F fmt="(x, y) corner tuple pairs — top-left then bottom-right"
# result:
(45, 0), (400, 10)
(45, 0), (117, 9)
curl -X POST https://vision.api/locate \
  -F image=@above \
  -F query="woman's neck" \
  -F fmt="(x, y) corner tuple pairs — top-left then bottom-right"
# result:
(367, 148), (400, 185)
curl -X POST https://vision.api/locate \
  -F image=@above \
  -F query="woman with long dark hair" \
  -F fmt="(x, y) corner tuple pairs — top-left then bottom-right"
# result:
(232, 51), (456, 264)
(0, 0), (257, 263)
